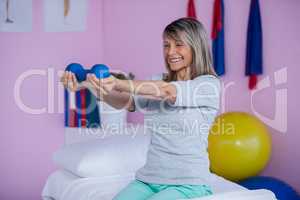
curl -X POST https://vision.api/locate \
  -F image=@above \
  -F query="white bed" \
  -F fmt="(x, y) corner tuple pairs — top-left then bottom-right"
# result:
(42, 123), (277, 200)
(42, 169), (276, 200)
(42, 170), (135, 200)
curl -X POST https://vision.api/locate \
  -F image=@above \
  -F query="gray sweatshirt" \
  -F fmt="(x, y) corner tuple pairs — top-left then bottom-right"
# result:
(134, 74), (221, 185)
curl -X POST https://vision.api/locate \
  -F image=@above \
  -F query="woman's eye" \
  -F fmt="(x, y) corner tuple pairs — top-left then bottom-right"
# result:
(176, 43), (184, 46)
(163, 44), (170, 48)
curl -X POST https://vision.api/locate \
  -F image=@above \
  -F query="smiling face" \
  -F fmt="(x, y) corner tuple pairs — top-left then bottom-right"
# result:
(163, 18), (216, 82)
(163, 36), (193, 73)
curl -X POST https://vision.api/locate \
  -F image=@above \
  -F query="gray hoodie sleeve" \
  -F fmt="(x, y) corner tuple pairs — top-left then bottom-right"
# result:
(133, 74), (163, 112)
(170, 75), (221, 109)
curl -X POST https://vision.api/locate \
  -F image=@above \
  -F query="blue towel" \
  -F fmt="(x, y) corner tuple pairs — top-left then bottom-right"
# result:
(64, 88), (100, 128)
(246, 0), (263, 89)
(212, 0), (225, 76)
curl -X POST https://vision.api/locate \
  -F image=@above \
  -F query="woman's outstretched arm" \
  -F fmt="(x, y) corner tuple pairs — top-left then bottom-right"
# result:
(87, 84), (135, 111)
(61, 71), (135, 111)
(87, 74), (177, 104)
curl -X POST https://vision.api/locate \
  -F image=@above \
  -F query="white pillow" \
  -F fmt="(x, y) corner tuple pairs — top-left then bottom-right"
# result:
(53, 132), (150, 178)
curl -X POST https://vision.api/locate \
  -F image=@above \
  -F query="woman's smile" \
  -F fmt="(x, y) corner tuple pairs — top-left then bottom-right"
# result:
(168, 56), (183, 63)
(163, 37), (193, 72)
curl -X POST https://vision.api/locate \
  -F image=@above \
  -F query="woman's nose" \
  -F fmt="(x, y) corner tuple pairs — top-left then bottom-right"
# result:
(167, 45), (176, 55)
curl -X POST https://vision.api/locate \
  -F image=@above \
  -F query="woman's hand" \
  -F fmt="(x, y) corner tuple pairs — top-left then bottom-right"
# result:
(60, 71), (80, 92)
(160, 83), (177, 104)
(86, 74), (118, 99)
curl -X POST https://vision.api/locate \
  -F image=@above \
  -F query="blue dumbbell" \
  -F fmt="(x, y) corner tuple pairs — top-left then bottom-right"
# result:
(65, 63), (110, 82)
(65, 63), (87, 82)
(90, 64), (111, 79)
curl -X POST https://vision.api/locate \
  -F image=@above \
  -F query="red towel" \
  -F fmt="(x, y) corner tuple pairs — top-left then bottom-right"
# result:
(187, 0), (197, 18)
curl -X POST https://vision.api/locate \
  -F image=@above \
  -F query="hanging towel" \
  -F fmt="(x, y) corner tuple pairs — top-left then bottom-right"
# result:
(246, 0), (263, 90)
(64, 88), (100, 128)
(211, 0), (225, 76)
(187, 0), (197, 18)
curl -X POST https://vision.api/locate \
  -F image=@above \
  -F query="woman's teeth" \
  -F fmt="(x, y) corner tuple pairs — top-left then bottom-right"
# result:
(169, 57), (183, 63)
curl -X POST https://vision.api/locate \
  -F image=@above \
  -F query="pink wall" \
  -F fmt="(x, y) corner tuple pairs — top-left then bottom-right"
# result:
(0, 0), (299, 199)
(0, 0), (104, 199)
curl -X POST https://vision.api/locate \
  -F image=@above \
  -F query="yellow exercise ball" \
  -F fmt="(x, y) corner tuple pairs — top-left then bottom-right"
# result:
(208, 112), (272, 181)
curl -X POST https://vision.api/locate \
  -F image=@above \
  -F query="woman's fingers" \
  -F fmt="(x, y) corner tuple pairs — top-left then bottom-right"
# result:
(101, 76), (115, 84)
(61, 72), (118, 97)
(72, 73), (78, 84)
(61, 72), (115, 96)
(87, 74), (98, 87)
(62, 72), (68, 87)
(160, 84), (177, 103)
(101, 76), (117, 92)
(87, 74), (108, 95)
(86, 74), (117, 96)
(88, 74), (100, 85)
(66, 72), (74, 91)
(60, 71), (78, 91)
(88, 76), (99, 89)
(71, 73), (78, 91)
(64, 71), (71, 88)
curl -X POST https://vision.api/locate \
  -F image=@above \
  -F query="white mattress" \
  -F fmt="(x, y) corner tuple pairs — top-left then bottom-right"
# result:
(42, 169), (276, 200)
(42, 170), (135, 200)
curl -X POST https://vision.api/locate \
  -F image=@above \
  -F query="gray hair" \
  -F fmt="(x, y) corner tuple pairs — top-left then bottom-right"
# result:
(163, 18), (217, 81)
